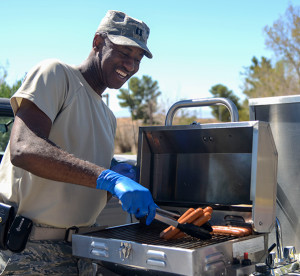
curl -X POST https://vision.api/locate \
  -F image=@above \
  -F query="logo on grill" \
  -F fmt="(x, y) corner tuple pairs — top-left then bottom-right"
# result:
(119, 242), (132, 260)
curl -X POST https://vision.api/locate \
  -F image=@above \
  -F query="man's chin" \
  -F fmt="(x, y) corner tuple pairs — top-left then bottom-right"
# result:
(108, 81), (127, 89)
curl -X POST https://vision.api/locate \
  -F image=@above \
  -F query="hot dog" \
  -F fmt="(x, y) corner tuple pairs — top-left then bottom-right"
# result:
(172, 211), (212, 239)
(212, 226), (252, 237)
(159, 208), (194, 238)
(232, 226), (251, 236)
(160, 207), (204, 240)
(177, 208), (195, 222)
(203, 206), (213, 214)
(192, 211), (212, 226)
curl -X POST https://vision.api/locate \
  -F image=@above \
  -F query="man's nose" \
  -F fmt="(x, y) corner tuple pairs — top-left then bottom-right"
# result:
(123, 58), (135, 72)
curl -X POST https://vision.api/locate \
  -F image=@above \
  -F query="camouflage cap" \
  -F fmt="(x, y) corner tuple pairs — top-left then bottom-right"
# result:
(96, 10), (152, 59)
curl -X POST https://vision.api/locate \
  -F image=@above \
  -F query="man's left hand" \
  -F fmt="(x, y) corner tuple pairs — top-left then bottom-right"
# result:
(110, 163), (136, 181)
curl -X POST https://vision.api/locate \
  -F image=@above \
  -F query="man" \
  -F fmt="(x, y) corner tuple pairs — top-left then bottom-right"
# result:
(0, 10), (156, 275)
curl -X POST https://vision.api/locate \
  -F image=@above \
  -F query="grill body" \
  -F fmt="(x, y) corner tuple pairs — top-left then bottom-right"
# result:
(72, 222), (268, 275)
(73, 114), (278, 275)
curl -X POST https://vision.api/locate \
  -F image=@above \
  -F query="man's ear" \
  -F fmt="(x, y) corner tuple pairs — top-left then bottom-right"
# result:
(93, 33), (105, 51)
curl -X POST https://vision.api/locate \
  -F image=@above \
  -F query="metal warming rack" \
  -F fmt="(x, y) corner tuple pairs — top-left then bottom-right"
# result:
(72, 98), (278, 276)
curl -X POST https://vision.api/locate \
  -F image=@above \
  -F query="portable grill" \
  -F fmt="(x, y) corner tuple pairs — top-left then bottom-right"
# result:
(72, 98), (278, 276)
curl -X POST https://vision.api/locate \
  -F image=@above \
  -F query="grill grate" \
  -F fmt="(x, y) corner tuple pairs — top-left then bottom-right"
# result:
(87, 222), (239, 250)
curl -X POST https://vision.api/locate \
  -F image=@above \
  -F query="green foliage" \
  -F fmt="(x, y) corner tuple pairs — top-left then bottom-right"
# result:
(0, 65), (8, 85)
(0, 65), (21, 155)
(0, 118), (13, 153)
(0, 65), (22, 98)
(208, 4), (300, 123)
(0, 80), (22, 98)
(242, 4), (300, 100)
(118, 75), (161, 124)
(242, 56), (300, 98)
(239, 99), (250, 122)
(263, 5), (300, 82)
(209, 84), (243, 121)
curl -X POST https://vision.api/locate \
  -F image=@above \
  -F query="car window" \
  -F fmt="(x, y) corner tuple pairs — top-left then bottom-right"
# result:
(0, 116), (14, 161)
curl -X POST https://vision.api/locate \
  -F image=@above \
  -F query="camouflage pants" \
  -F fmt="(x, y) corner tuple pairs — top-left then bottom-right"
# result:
(0, 240), (93, 275)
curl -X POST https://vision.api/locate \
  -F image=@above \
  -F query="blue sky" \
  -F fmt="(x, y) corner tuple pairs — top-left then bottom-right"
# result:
(1, 0), (299, 118)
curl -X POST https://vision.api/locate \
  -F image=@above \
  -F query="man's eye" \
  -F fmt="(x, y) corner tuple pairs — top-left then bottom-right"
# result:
(120, 51), (128, 57)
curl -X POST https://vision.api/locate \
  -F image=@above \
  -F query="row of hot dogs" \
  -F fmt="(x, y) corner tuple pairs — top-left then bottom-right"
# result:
(159, 207), (252, 240)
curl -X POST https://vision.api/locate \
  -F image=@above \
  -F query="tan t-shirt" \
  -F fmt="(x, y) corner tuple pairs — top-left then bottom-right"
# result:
(0, 59), (116, 228)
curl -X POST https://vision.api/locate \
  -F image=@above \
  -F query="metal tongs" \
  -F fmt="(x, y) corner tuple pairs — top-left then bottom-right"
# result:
(155, 208), (212, 240)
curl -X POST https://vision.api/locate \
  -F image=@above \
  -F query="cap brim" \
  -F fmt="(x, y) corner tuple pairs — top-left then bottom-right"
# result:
(107, 34), (153, 59)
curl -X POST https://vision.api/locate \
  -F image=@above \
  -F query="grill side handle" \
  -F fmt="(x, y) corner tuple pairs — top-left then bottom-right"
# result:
(165, 97), (239, 126)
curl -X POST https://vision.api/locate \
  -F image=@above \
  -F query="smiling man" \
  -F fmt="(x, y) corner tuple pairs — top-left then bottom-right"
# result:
(80, 11), (152, 92)
(0, 10), (156, 275)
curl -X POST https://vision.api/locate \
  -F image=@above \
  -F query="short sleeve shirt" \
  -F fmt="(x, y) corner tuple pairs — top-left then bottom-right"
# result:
(0, 59), (116, 228)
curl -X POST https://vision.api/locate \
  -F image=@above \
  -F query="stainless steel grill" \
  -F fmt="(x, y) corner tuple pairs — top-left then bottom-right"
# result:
(72, 98), (278, 276)
(73, 221), (268, 276)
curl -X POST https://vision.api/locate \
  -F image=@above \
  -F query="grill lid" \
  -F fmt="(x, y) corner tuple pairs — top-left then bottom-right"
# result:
(137, 121), (278, 233)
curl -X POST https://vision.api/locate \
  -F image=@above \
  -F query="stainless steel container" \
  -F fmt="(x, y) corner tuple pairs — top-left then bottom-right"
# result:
(249, 95), (300, 252)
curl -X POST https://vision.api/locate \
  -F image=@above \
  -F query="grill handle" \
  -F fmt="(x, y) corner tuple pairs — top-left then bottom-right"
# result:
(165, 97), (239, 126)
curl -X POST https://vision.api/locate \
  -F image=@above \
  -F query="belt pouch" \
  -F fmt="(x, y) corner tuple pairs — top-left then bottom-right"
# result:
(0, 203), (15, 250)
(7, 215), (33, 253)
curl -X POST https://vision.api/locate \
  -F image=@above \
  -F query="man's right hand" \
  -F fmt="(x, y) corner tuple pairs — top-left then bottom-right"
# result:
(96, 170), (157, 225)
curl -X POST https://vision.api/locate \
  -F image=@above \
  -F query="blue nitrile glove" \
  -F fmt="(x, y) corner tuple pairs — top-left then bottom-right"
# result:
(97, 170), (157, 225)
(110, 162), (137, 181)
